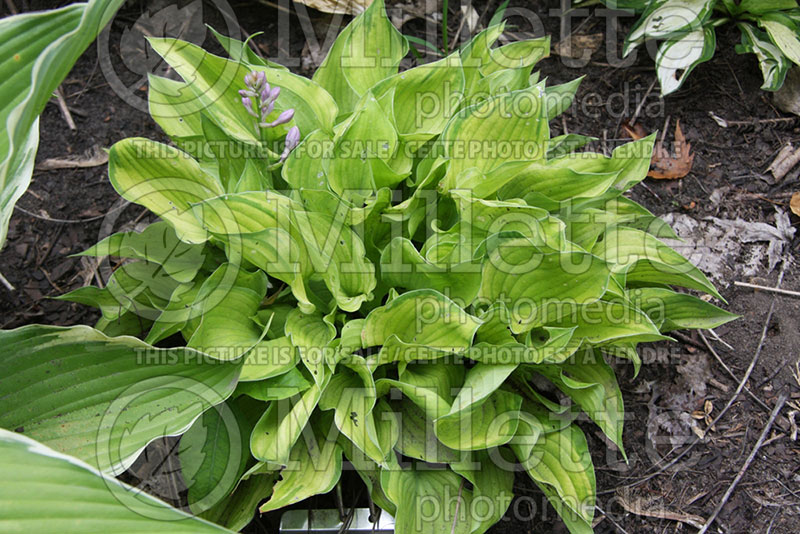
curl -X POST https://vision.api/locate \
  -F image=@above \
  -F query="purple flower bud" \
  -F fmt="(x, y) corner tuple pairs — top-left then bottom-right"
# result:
(274, 108), (295, 126)
(280, 126), (301, 162)
(260, 108), (295, 129)
(244, 72), (257, 88)
(241, 96), (258, 117)
(260, 100), (275, 121)
(269, 86), (281, 101)
(256, 71), (267, 89)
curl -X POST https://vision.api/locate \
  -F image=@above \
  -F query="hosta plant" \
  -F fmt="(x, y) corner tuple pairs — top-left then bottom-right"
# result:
(579, 0), (800, 94)
(0, 1), (737, 533)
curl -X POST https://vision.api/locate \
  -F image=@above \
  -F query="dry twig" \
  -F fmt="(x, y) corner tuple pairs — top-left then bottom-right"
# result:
(697, 393), (788, 534)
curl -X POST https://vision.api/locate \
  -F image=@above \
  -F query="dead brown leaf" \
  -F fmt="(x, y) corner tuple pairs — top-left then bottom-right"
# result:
(293, 0), (370, 15)
(553, 33), (604, 60)
(650, 120), (694, 179)
(621, 119), (695, 179)
(791, 192), (800, 217)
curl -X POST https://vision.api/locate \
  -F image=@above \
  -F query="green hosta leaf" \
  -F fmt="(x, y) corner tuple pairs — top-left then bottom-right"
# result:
(188, 267), (268, 360)
(0, 325), (240, 473)
(320, 362), (397, 466)
(313, 0), (407, 115)
(452, 449), (515, 534)
(361, 289), (483, 363)
(210, 27), (288, 70)
(394, 398), (461, 463)
(656, 26), (716, 95)
(734, 0), (799, 15)
(551, 298), (669, 345)
(147, 74), (204, 143)
(625, 0), (715, 54)
(630, 287), (738, 331)
(460, 24), (506, 98)
(193, 191), (376, 313)
(77, 221), (205, 283)
(441, 84), (549, 182)
(373, 53), (466, 141)
(512, 421), (596, 530)
(339, 435), (397, 515)
(259, 413), (342, 512)
(148, 37), (336, 140)
(284, 308), (336, 383)
(235, 367), (311, 401)
(545, 76), (584, 120)
(0, 430), (234, 533)
(481, 37), (550, 76)
(240, 336), (299, 382)
(180, 396), (260, 514)
(250, 378), (328, 466)
(478, 240), (612, 333)
(200, 471), (277, 532)
(531, 348), (626, 456)
(737, 22), (791, 91)
(326, 92), (403, 200)
(434, 363), (523, 450)
(380, 237), (482, 304)
(593, 226), (723, 300)
(381, 466), (474, 534)
(0, 0), (125, 250)
(57, 260), (182, 322)
(108, 138), (223, 244)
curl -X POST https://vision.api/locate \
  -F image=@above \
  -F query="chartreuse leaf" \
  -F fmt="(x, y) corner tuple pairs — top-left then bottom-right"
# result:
(313, 0), (407, 114)
(380, 237), (482, 304)
(373, 53), (466, 141)
(193, 191), (376, 313)
(551, 298), (669, 345)
(239, 336), (299, 382)
(512, 420), (596, 532)
(0, 430), (234, 533)
(593, 225), (723, 300)
(656, 26), (716, 95)
(319, 358), (397, 466)
(381, 465), (474, 534)
(361, 289), (483, 364)
(531, 348), (626, 457)
(478, 239), (612, 333)
(259, 413), (342, 512)
(250, 376), (327, 466)
(284, 308), (336, 384)
(77, 221), (205, 283)
(394, 398), (461, 463)
(630, 287), (738, 331)
(235, 367), (311, 401)
(441, 84), (550, 183)
(434, 363), (523, 450)
(0, 325), (240, 473)
(188, 267), (268, 360)
(108, 138), (223, 244)
(452, 449), (515, 534)
(148, 37), (336, 140)
(0, 0), (125, 250)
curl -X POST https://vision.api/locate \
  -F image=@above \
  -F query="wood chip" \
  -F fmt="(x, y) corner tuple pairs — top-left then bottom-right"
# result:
(616, 492), (705, 529)
(553, 33), (604, 59)
(768, 144), (800, 181)
(791, 192), (800, 217)
(36, 145), (108, 171)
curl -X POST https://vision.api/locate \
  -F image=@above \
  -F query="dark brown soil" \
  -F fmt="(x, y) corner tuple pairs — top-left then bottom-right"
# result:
(1, 1), (798, 533)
